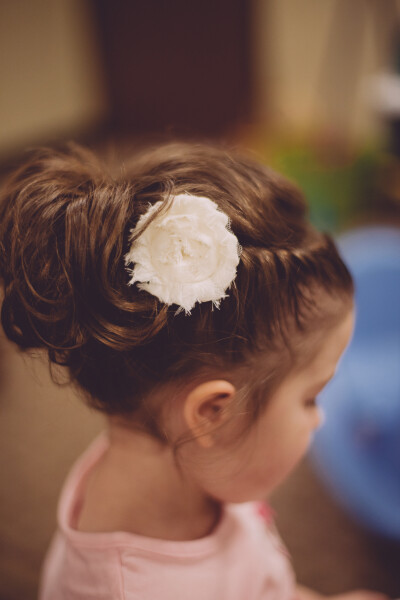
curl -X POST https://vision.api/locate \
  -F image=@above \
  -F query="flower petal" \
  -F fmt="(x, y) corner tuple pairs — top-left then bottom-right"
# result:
(124, 193), (241, 313)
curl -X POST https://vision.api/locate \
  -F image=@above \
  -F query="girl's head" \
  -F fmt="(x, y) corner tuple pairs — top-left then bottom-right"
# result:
(0, 142), (354, 500)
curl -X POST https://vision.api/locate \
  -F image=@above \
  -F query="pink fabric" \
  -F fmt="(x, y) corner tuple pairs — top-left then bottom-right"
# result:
(38, 432), (296, 600)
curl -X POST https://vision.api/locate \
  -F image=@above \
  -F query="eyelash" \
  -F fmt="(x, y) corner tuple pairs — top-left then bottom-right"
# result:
(304, 397), (317, 408)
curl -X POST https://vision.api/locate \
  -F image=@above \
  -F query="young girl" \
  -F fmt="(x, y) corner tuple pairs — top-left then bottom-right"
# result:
(0, 142), (383, 600)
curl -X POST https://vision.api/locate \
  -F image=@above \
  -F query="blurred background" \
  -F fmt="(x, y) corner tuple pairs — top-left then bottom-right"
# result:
(1, 1), (400, 598)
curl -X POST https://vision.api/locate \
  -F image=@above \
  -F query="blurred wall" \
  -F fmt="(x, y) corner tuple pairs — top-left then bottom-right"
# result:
(253, 0), (400, 143)
(1, 0), (399, 158)
(0, 0), (106, 159)
(0, 0), (252, 155)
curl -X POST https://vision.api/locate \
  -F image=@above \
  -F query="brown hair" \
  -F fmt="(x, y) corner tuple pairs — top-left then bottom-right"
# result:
(0, 142), (353, 433)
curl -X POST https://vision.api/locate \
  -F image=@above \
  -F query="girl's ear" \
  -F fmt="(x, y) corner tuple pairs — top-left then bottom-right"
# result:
(183, 380), (236, 448)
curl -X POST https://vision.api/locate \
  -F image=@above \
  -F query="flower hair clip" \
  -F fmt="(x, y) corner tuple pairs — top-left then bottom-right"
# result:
(124, 193), (241, 314)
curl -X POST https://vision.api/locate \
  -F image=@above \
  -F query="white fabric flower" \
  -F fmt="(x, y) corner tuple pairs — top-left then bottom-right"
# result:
(124, 193), (241, 313)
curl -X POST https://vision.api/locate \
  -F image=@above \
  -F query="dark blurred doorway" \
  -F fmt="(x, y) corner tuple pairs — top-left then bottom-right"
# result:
(92, 0), (253, 138)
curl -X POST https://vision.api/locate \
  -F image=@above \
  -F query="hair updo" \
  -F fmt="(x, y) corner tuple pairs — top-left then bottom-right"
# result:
(0, 142), (353, 431)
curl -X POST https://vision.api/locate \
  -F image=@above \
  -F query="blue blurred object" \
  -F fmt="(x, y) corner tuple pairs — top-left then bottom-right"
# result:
(311, 226), (400, 539)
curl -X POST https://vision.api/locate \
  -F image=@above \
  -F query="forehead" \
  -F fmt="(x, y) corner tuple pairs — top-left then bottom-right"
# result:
(294, 307), (355, 382)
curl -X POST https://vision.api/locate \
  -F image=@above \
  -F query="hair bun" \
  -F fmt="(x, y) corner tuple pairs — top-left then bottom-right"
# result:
(0, 145), (153, 362)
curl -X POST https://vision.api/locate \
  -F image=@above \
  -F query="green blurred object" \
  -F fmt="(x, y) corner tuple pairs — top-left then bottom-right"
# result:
(255, 139), (380, 233)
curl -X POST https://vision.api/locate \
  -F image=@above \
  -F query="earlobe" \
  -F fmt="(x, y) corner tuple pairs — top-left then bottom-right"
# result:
(183, 380), (236, 448)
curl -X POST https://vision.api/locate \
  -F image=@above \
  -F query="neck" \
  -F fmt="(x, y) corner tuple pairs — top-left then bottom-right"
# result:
(78, 419), (220, 540)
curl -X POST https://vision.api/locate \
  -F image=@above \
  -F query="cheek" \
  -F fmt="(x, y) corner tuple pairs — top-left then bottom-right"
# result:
(237, 432), (306, 497)
(259, 439), (308, 494)
(269, 416), (314, 473)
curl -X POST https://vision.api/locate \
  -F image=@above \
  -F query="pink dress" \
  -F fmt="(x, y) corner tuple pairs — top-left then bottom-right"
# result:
(38, 432), (296, 600)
